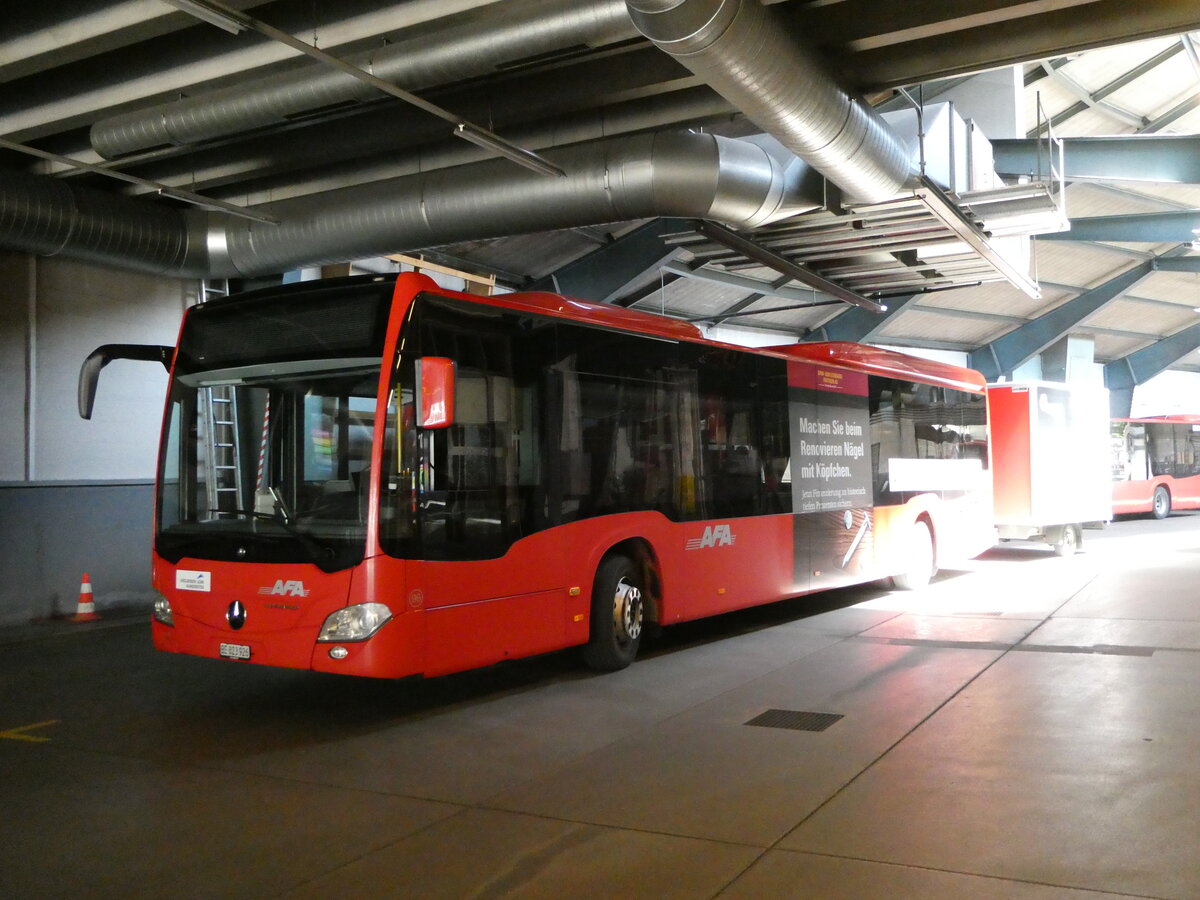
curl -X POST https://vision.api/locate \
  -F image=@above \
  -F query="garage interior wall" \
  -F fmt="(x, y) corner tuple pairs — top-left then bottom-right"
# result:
(0, 251), (188, 625)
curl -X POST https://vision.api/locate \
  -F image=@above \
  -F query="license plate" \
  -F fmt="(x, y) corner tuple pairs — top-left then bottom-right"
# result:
(219, 642), (251, 660)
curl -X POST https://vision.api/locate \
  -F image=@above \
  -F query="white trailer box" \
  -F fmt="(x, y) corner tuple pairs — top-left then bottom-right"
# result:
(987, 381), (1111, 554)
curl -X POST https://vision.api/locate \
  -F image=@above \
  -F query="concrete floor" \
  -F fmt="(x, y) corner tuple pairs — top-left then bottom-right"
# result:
(3, 514), (1200, 899)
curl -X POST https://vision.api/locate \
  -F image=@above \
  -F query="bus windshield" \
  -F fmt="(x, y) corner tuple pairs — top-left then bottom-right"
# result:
(155, 278), (393, 572)
(157, 361), (380, 572)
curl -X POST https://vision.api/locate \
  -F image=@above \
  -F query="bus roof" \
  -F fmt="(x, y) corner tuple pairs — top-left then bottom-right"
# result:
(192, 273), (986, 394)
(460, 286), (707, 343)
(396, 273), (987, 394)
(760, 342), (987, 393)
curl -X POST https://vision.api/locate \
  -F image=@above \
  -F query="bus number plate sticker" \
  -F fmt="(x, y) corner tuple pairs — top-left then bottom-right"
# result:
(219, 642), (251, 660)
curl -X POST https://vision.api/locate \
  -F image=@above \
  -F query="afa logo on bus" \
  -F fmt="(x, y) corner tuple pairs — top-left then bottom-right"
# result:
(257, 580), (310, 597)
(685, 524), (737, 550)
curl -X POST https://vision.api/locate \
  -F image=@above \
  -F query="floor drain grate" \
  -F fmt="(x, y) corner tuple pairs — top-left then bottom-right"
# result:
(746, 709), (843, 732)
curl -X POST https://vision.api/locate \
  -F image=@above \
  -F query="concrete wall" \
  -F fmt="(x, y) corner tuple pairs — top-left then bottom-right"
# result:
(0, 253), (33, 482)
(0, 251), (191, 624)
(0, 482), (156, 624)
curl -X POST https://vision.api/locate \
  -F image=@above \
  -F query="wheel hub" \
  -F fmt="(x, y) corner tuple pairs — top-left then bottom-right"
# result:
(612, 577), (643, 643)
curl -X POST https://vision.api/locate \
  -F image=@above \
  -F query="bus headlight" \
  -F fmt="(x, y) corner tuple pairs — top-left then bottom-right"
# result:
(317, 603), (392, 642)
(153, 594), (174, 626)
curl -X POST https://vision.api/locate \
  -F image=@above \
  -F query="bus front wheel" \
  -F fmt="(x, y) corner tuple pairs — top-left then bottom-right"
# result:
(582, 554), (644, 672)
(892, 521), (935, 591)
(1152, 486), (1171, 519)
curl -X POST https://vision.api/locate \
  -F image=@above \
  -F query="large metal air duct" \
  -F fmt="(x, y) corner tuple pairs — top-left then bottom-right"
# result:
(625, 0), (913, 203)
(0, 170), (194, 274)
(90, 0), (637, 159)
(217, 130), (817, 276)
(2, 131), (820, 278)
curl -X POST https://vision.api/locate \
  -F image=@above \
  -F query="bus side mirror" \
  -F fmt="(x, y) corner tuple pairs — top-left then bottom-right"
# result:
(78, 344), (174, 419)
(416, 357), (456, 429)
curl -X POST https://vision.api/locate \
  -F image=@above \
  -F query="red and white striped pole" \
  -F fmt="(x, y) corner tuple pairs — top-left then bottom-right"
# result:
(257, 397), (270, 491)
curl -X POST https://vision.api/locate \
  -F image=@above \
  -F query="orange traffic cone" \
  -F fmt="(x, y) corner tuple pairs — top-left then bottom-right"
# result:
(70, 573), (99, 622)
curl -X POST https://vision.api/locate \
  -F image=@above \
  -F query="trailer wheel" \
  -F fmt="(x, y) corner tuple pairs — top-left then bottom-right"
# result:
(582, 554), (644, 672)
(1152, 486), (1171, 519)
(1053, 524), (1081, 557)
(892, 521), (935, 591)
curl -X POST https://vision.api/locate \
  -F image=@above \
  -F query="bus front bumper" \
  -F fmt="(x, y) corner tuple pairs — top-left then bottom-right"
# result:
(151, 609), (424, 679)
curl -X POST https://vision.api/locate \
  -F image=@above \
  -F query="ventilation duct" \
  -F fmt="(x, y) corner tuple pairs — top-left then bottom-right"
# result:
(90, 0), (637, 159)
(0, 170), (194, 274)
(2, 131), (820, 278)
(115, 87), (739, 208)
(625, 0), (913, 203)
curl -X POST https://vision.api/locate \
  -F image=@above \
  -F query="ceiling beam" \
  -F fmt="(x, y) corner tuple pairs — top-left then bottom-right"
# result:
(1150, 256), (1200, 273)
(691, 271), (814, 329)
(993, 135), (1200, 184)
(1025, 41), (1183, 136)
(1039, 280), (1200, 316)
(839, 0), (1200, 92)
(1138, 91), (1200, 134)
(1105, 321), (1200, 416)
(968, 257), (1160, 380)
(1039, 60), (1148, 131)
(1037, 210), (1200, 243)
(805, 292), (922, 343)
(659, 263), (829, 306)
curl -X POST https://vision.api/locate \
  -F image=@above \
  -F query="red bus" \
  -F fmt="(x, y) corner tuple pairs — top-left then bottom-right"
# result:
(81, 272), (995, 678)
(1110, 416), (1200, 518)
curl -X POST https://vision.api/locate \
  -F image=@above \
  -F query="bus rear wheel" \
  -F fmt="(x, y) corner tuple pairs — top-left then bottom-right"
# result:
(892, 521), (935, 591)
(1152, 486), (1171, 519)
(582, 554), (644, 672)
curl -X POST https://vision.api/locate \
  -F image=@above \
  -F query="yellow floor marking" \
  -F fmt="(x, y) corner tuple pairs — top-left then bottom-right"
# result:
(0, 720), (60, 742)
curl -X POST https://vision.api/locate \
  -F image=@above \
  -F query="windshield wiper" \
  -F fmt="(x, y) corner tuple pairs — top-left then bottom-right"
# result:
(268, 486), (293, 524)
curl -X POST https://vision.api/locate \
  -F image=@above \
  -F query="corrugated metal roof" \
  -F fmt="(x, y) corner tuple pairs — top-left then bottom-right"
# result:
(1091, 332), (1150, 360)
(1036, 243), (1140, 287)
(874, 308), (1004, 346)
(1065, 183), (1177, 217)
(1135, 268), (1200, 301)
(1085, 297), (1197, 335)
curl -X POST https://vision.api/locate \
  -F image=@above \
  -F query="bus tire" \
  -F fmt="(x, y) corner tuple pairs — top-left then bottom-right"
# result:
(582, 554), (644, 672)
(1053, 524), (1081, 557)
(1152, 486), (1170, 519)
(892, 521), (935, 591)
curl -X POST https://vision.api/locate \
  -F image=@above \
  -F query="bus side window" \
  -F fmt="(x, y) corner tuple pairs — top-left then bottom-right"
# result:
(758, 361), (792, 514)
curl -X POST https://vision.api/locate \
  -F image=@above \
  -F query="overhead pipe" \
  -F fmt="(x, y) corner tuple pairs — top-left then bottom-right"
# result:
(0, 169), (193, 275)
(90, 0), (637, 159)
(128, 87), (739, 206)
(1, 131), (821, 278)
(625, 0), (914, 203)
(216, 130), (819, 276)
